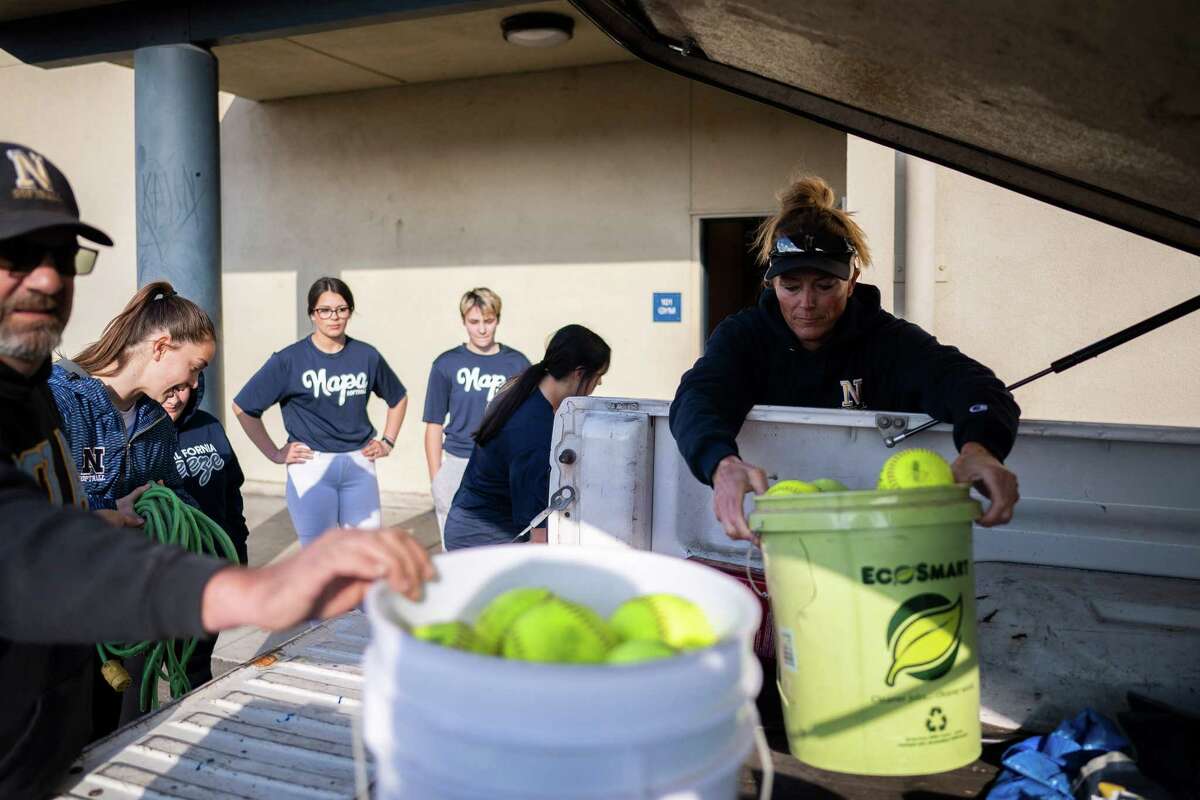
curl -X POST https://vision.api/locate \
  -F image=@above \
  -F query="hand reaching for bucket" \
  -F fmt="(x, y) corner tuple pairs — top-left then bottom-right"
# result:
(711, 455), (769, 544)
(199, 527), (436, 633)
(952, 442), (1019, 527)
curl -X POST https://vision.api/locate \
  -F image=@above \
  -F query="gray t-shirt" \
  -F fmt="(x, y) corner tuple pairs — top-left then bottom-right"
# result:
(422, 344), (530, 458)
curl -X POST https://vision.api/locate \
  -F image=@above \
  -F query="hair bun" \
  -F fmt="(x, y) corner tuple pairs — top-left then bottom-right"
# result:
(753, 174), (871, 269)
(781, 176), (836, 211)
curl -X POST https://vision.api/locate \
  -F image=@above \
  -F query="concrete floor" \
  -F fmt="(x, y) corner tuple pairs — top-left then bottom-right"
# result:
(210, 492), (440, 676)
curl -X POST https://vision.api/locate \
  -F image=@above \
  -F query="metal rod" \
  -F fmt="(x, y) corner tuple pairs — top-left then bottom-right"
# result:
(1005, 366), (1053, 393)
(884, 292), (1200, 447)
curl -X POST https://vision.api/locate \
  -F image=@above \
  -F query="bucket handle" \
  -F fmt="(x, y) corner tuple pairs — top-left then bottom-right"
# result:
(352, 705), (368, 800)
(749, 701), (775, 799)
(744, 542), (769, 599)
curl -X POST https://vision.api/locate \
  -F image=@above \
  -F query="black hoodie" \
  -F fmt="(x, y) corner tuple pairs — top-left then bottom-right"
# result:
(0, 359), (223, 797)
(171, 373), (250, 564)
(669, 284), (1020, 484)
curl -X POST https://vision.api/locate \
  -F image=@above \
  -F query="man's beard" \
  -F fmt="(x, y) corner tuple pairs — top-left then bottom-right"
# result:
(0, 292), (68, 363)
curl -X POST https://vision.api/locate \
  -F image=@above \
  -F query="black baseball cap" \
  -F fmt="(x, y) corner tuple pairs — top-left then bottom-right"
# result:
(764, 231), (855, 281)
(0, 142), (112, 246)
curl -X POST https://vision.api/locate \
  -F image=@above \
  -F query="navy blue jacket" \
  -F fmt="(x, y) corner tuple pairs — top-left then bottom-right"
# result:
(670, 285), (1020, 484)
(48, 361), (194, 510)
(443, 390), (553, 550)
(172, 374), (250, 563)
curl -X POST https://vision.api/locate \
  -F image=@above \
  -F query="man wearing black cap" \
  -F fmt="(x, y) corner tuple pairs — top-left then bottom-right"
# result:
(0, 143), (435, 796)
(670, 175), (1020, 541)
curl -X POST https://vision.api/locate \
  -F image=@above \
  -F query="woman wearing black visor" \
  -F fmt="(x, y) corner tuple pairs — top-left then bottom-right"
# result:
(669, 175), (1020, 542)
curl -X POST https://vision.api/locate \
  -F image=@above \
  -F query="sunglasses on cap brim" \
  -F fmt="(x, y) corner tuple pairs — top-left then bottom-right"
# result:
(0, 238), (98, 276)
(769, 232), (855, 259)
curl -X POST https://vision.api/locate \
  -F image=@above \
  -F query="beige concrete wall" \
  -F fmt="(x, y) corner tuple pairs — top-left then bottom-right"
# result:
(0, 56), (138, 357)
(220, 60), (846, 495)
(846, 135), (896, 313)
(0, 54), (236, 359)
(931, 169), (1200, 427)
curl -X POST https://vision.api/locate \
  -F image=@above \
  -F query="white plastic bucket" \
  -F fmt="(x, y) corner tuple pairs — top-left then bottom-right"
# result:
(363, 545), (763, 800)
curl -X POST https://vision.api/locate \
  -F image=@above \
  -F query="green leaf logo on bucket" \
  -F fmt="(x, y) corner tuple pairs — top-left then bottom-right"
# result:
(884, 594), (963, 687)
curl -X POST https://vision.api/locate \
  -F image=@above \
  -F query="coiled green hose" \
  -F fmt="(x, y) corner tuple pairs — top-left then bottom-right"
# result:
(96, 484), (240, 712)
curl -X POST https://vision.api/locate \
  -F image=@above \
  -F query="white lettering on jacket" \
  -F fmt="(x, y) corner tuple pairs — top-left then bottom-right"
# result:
(456, 366), (507, 402)
(175, 443), (225, 487)
(302, 368), (369, 406)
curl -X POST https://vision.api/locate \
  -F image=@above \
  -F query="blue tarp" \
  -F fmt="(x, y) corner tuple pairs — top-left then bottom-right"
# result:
(988, 709), (1131, 800)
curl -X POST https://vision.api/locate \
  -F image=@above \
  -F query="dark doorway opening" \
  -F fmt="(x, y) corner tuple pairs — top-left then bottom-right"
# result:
(701, 216), (768, 338)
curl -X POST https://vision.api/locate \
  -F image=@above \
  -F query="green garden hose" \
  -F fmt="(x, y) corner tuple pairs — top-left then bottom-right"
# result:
(96, 484), (240, 712)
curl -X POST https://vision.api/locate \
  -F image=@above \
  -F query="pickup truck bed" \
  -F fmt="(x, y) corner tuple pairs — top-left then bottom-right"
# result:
(54, 611), (1006, 799)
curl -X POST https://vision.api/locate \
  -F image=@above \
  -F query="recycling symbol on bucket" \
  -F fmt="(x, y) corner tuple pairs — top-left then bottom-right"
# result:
(925, 706), (948, 732)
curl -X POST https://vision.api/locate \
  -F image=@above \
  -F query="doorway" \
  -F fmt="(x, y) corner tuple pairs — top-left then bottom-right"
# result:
(701, 216), (768, 338)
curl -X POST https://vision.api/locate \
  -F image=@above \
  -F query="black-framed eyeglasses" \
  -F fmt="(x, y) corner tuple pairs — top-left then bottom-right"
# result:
(314, 305), (353, 319)
(0, 238), (98, 276)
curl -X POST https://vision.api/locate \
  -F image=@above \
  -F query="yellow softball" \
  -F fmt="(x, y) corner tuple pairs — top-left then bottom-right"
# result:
(609, 593), (717, 651)
(501, 598), (618, 664)
(764, 479), (819, 496)
(411, 621), (488, 654)
(877, 449), (955, 490)
(474, 587), (555, 654)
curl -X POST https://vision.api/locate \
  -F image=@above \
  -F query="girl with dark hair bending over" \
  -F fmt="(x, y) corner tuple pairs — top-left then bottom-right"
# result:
(443, 324), (610, 550)
(233, 277), (408, 547)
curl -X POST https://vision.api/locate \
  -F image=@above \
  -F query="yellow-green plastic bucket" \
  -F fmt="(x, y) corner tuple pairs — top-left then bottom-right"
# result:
(750, 484), (982, 776)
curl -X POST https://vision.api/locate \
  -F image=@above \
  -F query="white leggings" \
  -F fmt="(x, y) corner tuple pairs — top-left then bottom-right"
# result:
(285, 450), (382, 547)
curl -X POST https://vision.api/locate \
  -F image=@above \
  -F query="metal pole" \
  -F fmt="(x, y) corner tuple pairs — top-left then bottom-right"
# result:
(135, 44), (223, 419)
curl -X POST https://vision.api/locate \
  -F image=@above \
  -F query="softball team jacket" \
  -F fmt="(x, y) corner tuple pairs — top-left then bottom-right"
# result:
(47, 359), (195, 510)
(173, 372), (250, 563)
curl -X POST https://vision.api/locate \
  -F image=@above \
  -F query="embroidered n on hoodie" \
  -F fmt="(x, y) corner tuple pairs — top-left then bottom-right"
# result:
(47, 359), (195, 509)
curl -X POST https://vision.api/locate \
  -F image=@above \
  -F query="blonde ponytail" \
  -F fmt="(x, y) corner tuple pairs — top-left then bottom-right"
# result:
(753, 175), (872, 270)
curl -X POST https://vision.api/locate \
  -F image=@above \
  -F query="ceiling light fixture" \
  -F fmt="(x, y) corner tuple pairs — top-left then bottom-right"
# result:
(501, 12), (575, 48)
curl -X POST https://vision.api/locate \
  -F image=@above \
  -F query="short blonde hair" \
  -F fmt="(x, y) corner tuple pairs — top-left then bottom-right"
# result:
(459, 287), (502, 320)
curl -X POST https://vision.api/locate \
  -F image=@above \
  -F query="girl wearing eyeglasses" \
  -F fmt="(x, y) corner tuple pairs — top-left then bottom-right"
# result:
(233, 277), (407, 547)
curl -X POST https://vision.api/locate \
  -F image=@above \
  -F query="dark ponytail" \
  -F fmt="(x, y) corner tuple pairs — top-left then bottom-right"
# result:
(474, 324), (610, 446)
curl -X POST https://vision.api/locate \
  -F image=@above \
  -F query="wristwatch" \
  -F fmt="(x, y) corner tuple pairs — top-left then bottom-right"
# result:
(381, 435), (395, 449)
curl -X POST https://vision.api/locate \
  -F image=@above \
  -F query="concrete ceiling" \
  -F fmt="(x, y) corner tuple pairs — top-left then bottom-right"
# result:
(577, 0), (1199, 253)
(106, 1), (633, 100)
(0, 0), (120, 22)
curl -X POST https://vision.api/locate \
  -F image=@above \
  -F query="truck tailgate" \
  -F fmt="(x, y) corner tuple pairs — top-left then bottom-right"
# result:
(54, 613), (370, 799)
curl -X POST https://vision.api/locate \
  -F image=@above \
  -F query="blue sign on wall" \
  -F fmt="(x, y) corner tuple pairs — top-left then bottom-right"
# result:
(653, 292), (682, 323)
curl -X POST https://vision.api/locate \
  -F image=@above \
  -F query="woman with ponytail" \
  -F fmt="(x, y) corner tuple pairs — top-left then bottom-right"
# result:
(46, 280), (217, 733)
(443, 324), (610, 550)
(48, 281), (214, 518)
(670, 174), (1021, 541)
